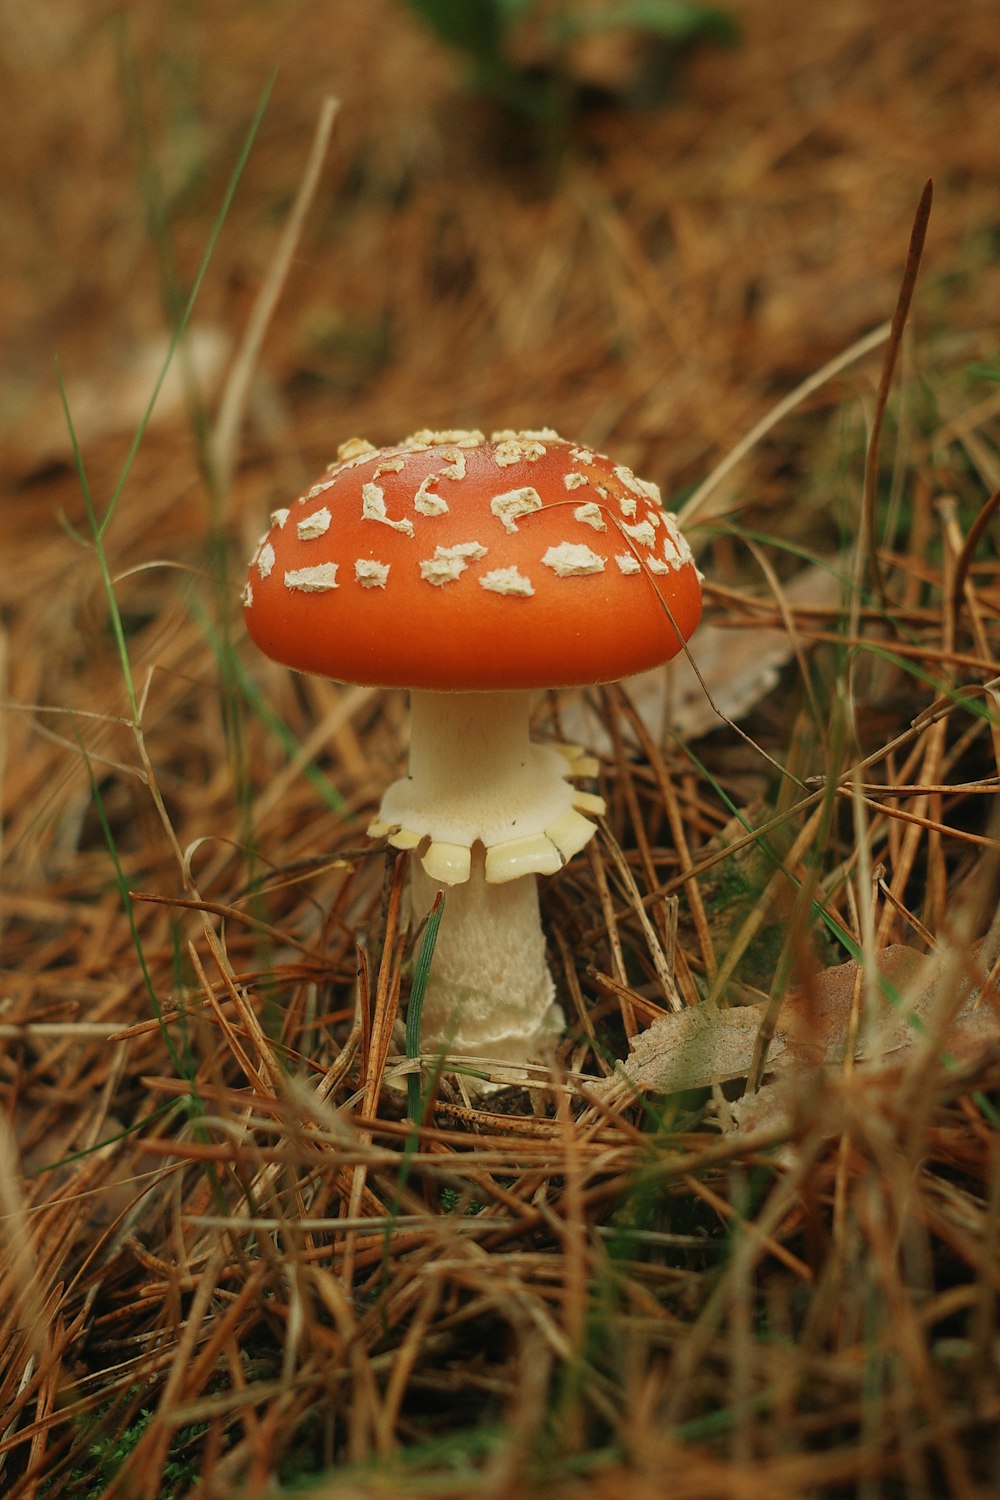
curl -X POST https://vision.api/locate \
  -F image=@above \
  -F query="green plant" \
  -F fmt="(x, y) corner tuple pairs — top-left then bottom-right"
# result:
(50, 1402), (206, 1500)
(403, 0), (738, 124)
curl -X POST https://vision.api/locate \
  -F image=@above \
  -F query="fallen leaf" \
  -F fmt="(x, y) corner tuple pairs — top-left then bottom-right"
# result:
(588, 945), (1000, 1112)
(563, 558), (846, 748)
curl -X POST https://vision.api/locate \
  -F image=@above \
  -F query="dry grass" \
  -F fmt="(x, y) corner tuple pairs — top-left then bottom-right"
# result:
(2, 2), (1000, 1496)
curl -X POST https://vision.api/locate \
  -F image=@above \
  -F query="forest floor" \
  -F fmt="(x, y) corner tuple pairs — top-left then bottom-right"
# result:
(2, 2), (1000, 1496)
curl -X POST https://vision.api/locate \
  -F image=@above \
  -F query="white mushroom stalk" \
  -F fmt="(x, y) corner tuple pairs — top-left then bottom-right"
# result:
(408, 854), (559, 1066)
(368, 689), (604, 1065)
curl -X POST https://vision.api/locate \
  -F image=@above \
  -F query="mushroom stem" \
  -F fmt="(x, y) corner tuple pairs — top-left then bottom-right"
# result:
(394, 690), (568, 1067)
(410, 847), (562, 1066)
(407, 688), (539, 817)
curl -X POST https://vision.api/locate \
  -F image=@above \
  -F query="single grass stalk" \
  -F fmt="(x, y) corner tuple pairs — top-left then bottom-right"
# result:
(405, 892), (445, 1121)
(861, 179), (934, 601)
(92, 73), (275, 542)
(75, 729), (187, 1079)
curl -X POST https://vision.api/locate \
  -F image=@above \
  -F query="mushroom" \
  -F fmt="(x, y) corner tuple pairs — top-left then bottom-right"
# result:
(244, 429), (702, 1076)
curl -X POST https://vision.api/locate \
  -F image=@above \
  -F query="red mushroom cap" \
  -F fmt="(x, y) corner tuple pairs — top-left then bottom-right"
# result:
(243, 429), (702, 691)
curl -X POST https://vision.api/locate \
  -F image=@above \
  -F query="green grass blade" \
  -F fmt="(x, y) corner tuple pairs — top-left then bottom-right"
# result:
(406, 892), (445, 1121)
(76, 729), (190, 1079)
(56, 367), (140, 722)
(95, 70), (275, 540)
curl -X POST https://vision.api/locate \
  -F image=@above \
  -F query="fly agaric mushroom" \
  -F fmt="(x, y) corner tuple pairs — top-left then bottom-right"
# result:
(244, 429), (701, 1074)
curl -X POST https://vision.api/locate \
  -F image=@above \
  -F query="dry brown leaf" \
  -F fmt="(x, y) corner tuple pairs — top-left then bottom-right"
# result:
(565, 558), (845, 748)
(590, 944), (1000, 1107)
(653, 558), (848, 741)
